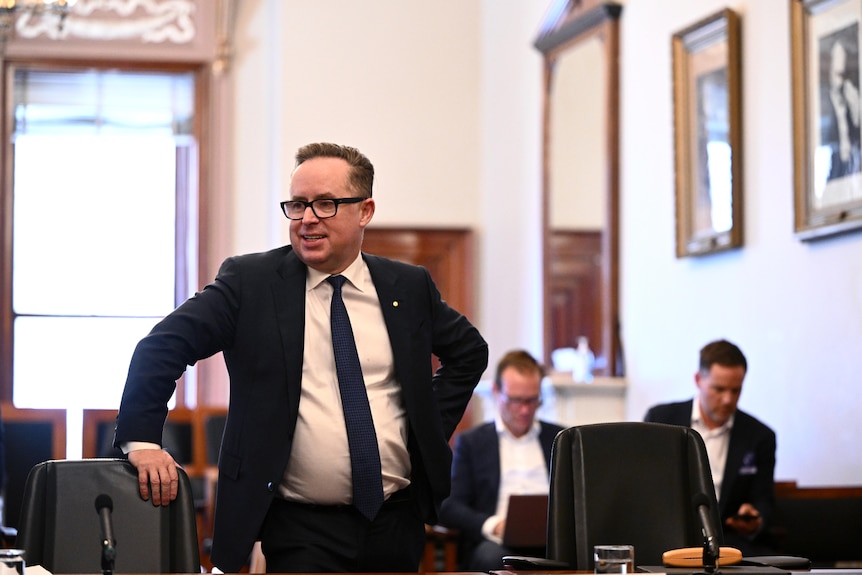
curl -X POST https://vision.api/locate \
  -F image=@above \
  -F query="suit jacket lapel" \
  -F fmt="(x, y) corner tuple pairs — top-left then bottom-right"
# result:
(721, 416), (750, 515)
(364, 254), (413, 388)
(477, 423), (502, 497)
(273, 249), (307, 419)
(538, 423), (558, 469)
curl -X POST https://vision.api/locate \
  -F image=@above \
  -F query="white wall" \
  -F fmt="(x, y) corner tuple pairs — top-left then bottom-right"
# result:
(230, 0), (862, 487)
(621, 0), (862, 486)
(231, 0), (546, 363)
(232, 0), (483, 255)
(477, 0), (547, 364)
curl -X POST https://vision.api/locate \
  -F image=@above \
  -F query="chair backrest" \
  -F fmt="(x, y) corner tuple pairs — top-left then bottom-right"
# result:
(1, 405), (66, 530)
(81, 409), (124, 459)
(547, 422), (723, 569)
(16, 459), (200, 573)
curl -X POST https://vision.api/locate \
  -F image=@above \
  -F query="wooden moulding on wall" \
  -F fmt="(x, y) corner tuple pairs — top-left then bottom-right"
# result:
(672, 8), (743, 257)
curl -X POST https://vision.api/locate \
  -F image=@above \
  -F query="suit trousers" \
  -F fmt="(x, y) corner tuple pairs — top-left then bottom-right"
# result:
(260, 488), (425, 572)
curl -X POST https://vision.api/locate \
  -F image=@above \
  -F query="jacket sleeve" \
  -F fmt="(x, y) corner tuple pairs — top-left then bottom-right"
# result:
(425, 268), (488, 439)
(114, 256), (243, 447)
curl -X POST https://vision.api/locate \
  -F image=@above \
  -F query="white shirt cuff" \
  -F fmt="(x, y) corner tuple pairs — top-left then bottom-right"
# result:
(121, 441), (162, 454)
(481, 514), (504, 545)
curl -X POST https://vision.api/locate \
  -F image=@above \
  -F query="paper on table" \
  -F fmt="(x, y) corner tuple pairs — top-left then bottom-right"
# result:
(25, 565), (53, 575)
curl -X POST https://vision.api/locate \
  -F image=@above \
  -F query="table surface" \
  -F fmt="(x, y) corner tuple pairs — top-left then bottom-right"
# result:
(41, 571), (862, 575)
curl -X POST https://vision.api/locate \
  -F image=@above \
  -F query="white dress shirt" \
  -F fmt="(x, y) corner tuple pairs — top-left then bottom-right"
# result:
(481, 417), (549, 543)
(279, 255), (411, 504)
(690, 400), (733, 503)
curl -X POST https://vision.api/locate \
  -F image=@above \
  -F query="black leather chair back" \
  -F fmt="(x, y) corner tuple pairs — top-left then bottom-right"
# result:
(2, 421), (55, 530)
(547, 422), (723, 569)
(16, 459), (199, 573)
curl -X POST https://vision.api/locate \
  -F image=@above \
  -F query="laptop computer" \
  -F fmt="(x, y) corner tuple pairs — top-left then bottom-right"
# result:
(502, 493), (549, 548)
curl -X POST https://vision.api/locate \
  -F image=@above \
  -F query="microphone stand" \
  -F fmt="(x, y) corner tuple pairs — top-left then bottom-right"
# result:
(696, 533), (720, 575)
(101, 538), (116, 575)
(95, 494), (116, 575)
(692, 493), (721, 575)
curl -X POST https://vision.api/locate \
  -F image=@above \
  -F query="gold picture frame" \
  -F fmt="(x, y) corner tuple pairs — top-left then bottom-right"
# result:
(672, 9), (743, 257)
(791, 0), (862, 240)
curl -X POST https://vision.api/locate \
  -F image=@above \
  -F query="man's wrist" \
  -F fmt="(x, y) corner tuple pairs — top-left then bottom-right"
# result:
(122, 441), (161, 454)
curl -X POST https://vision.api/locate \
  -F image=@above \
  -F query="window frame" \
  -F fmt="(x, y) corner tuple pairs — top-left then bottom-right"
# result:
(0, 57), (212, 408)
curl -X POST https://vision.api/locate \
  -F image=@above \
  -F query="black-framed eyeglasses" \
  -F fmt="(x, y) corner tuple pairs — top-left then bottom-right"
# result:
(280, 197), (366, 220)
(500, 394), (542, 408)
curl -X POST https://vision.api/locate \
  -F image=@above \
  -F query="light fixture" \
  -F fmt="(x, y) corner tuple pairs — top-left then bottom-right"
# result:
(0, 0), (76, 57)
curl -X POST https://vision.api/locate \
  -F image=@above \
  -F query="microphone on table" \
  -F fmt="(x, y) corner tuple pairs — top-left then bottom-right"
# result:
(692, 493), (720, 574)
(95, 494), (117, 575)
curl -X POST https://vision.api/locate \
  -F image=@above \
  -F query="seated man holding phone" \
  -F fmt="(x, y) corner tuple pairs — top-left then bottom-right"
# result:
(644, 339), (777, 556)
(439, 350), (564, 571)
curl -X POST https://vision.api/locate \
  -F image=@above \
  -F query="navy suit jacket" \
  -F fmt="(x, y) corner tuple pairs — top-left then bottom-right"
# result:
(114, 246), (488, 571)
(438, 420), (564, 555)
(644, 400), (776, 537)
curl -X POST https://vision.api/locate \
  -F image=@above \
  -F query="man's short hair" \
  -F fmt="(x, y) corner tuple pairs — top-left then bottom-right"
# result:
(295, 142), (375, 198)
(699, 339), (747, 374)
(494, 349), (545, 390)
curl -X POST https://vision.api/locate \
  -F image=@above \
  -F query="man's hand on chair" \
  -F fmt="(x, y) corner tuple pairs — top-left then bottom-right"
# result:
(128, 448), (180, 506)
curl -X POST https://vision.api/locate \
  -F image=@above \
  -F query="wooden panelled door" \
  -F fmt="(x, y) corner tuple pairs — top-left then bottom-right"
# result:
(361, 228), (473, 320)
(548, 230), (604, 364)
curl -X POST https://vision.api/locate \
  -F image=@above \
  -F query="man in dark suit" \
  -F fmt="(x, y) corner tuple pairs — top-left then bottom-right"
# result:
(439, 350), (564, 571)
(644, 339), (776, 556)
(113, 142), (489, 573)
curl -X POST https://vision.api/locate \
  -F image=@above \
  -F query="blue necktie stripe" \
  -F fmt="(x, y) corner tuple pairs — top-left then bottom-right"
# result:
(327, 274), (384, 521)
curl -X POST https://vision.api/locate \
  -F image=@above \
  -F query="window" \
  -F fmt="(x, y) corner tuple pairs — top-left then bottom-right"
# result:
(2, 65), (199, 456)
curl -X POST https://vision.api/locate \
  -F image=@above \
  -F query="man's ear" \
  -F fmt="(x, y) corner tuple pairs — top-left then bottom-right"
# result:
(359, 198), (375, 226)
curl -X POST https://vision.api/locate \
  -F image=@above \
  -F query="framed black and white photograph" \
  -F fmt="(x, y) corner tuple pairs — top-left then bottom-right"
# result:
(672, 9), (743, 257)
(792, 0), (862, 239)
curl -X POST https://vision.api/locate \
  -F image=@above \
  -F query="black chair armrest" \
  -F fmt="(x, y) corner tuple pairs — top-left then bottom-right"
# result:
(502, 555), (571, 570)
(741, 555), (812, 570)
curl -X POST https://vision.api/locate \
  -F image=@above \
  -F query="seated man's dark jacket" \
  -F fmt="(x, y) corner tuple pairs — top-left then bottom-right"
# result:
(438, 420), (564, 564)
(644, 399), (776, 547)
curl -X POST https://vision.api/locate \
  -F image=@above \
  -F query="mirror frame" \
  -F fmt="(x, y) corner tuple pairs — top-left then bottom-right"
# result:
(535, 0), (622, 376)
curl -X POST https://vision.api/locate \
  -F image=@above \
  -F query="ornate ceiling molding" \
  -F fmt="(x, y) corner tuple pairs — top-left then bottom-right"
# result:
(16, 0), (197, 43)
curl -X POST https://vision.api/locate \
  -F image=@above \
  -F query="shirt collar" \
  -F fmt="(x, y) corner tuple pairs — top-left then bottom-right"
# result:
(494, 415), (541, 441)
(307, 253), (366, 291)
(691, 398), (735, 432)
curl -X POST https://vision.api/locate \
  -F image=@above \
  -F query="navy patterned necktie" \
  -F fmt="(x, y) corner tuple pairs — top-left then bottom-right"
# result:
(327, 274), (384, 521)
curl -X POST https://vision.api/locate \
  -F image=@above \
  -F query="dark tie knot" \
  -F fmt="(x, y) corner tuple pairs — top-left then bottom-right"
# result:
(327, 275), (346, 291)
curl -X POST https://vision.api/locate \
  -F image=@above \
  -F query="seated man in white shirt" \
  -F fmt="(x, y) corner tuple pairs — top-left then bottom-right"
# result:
(439, 350), (565, 571)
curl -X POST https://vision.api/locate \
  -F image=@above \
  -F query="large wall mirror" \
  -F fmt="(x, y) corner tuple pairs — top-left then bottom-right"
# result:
(536, 0), (622, 377)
